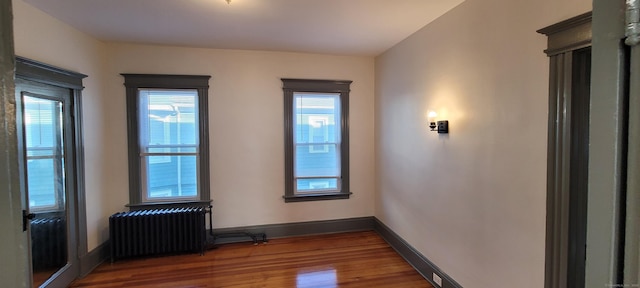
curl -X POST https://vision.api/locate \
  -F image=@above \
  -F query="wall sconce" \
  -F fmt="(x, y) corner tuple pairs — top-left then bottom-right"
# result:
(428, 111), (449, 134)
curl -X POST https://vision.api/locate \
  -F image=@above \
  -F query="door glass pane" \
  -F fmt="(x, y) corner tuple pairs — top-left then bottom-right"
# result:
(23, 95), (67, 286)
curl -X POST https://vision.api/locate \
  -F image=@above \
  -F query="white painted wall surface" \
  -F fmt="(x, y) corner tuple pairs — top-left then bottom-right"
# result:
(374, 0), (590, 287)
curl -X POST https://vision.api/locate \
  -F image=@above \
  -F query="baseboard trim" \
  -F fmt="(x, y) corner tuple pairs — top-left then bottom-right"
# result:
(79, 240), (109, 277)
(210, 216), (375, 244)
(373, 218), (463, 288)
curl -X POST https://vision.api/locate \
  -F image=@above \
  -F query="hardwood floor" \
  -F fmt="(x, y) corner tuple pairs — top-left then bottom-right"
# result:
(70, 231), (432, 288)
(33, 269), (57, 287)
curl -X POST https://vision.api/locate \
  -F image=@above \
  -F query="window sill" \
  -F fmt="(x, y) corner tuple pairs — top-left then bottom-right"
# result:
(283, 192), (352, 203)
(126, 200), (212, 211)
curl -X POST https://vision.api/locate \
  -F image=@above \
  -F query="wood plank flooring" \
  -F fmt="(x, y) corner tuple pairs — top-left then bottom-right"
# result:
(70, 231), (432, 288)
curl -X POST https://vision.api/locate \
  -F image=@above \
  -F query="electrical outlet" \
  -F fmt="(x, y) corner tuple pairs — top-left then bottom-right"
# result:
(432, 273), (442, 287)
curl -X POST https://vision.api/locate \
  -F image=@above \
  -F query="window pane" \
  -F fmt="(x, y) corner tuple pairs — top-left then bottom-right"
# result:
(138, 89), (200, 201)
(294, 93), (340, 144)
(139, 89), (198, 148)
(295, 144), (340, 177)
(293, 93), (341, 180)
(145, 155), (198, 199)
(296, 178), (339, 193)
(27, 159), (57, 207)
(24, 99), (56, 149)
(23, 96), (65, 210)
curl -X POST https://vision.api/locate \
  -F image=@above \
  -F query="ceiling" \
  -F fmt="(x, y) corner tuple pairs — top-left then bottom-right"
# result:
(24, 0), (464, 56)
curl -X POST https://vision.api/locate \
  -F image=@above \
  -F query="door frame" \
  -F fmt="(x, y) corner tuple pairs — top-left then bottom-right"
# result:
(15, 57), (87, 287)
(537, 12), (592, 288)
(587, 0), (631, 286)
(0, 0), (30, 287)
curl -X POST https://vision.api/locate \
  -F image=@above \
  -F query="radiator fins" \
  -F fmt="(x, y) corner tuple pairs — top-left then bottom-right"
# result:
(31, 217), (67, 270)
(109, 207), (206, 261)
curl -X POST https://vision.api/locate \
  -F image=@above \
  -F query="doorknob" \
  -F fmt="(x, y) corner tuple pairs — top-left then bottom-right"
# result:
(22, 210), (35, 232)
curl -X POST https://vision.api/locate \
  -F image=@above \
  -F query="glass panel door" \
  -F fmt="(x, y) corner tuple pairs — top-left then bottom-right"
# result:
(22, 94), (68, 287)
(15, 62), (83, 288)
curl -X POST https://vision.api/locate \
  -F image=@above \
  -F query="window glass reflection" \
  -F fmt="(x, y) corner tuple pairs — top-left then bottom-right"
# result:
(296, 269), (337, 288)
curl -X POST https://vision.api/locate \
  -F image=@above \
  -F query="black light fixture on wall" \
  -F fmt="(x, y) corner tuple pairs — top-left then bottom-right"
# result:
(428, 111), (449, 134)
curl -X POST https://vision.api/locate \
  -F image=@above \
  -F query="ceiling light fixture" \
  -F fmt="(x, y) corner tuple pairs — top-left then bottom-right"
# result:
(225, 0), (231, 4)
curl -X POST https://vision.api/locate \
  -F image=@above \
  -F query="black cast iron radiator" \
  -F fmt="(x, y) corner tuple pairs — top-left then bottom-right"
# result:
(109, 207), (206, 261)
(31, 217), (67, 270)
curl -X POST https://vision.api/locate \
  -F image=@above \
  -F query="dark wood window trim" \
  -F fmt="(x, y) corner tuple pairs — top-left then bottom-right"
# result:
(282, 78), (352, 203)
(122, 74), (211, 206)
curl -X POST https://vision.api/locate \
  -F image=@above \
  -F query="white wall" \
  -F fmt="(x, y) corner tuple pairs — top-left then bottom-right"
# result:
(106, 43), (376, 231)
(374, 0), (590, 287)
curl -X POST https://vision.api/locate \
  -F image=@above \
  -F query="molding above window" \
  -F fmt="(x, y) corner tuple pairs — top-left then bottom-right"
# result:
(281, 78), (352, 93)
(537, 12), (592, 56)
(16, 56), (87, 89)
(122, 74), (211, 89)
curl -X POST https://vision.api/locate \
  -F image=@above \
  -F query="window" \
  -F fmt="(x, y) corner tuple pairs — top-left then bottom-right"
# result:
(123, 74), (210, 206)
(282, 79), (352, 202)
(23, 95), (65, 211)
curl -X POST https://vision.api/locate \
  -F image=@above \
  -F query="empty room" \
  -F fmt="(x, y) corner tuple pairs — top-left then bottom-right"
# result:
(1, 0), (638, 287)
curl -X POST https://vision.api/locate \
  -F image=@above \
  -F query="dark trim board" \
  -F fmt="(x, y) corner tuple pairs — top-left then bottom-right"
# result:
(15, 56), (87, 90)
(79, 241), (109, 278)
(210, 217), (375, 244)
(537, 12), (592, 56)
(374, 219), (463, 288)
(538, 13), (593, 288)
(81, 216), (462, 288)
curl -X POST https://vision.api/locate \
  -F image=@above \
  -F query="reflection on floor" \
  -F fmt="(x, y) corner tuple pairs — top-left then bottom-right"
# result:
(297, 268), (337, 288)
